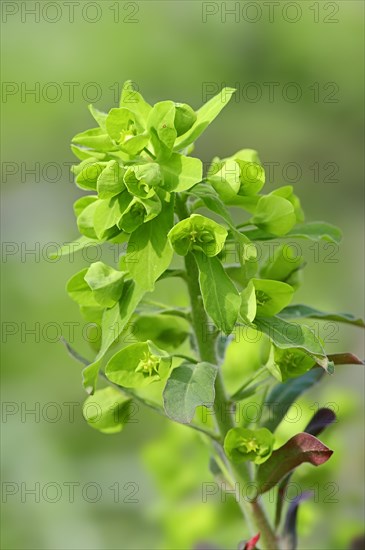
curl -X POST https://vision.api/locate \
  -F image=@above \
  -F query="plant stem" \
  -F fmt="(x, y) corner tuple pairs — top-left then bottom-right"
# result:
(176, 194), (279, 550)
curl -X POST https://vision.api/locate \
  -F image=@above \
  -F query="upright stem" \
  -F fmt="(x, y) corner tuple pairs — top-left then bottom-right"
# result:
(176, 194), (279, 550)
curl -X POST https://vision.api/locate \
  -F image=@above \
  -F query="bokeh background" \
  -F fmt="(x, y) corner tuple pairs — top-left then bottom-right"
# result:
(1, 1), (364, 549)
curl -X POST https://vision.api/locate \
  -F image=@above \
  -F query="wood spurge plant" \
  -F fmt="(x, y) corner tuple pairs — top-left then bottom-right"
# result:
(60, 82), (364, 550)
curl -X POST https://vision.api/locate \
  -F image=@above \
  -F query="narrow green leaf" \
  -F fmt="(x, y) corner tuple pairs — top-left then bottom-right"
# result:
(163, 362), (218, 424)
(126, 197), (174, 291)
(49, 236), (101, 259)
(82, 281), (145, 393)
(119, 80), (152, 125)
(72, 127), (115, 152)
(195, 253), (241, 334)
(287, 222), (342, 243)
(174, 87), (236, 150)
(279, 304), (365, 328)
(88, 104), (108, 130)
(161, 153), (203, 192)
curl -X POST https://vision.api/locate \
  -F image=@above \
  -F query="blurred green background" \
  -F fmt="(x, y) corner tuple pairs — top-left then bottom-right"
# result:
(1, 1), (364, 549)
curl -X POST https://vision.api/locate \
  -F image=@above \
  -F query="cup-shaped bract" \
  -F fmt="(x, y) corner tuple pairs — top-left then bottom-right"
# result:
(168, 214), (228, 257)
(224, 427), (275, 464)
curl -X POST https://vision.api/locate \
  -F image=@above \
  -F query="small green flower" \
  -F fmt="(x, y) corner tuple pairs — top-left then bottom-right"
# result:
(124, 163), (162, 199)
(105, 341), (171, 388)
(168, 214), (228, 257)
(224, 427), (275, 464)
(272, 347), (315, 381)
(135, 351), (161, 378)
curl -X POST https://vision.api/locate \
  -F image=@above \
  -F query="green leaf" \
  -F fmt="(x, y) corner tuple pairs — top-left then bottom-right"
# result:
(256, 433), (333, 495)
(77, 199), (100, 239)
(195, 253), (241, 334)
(161, 153), (203, 192)
(71, 144), (106, 161)
(84, 261), (125, 308)
(261, 368), (324, 432)
(126, 196), (174, 291)
(72, 127), (115, 152)
(49, 236), (101, 259)
(236, 158), (265, 196)
(224, 427), (275, 465)
(93, 196), (124, 240)
(279, 304), (365, 328)
(66, 268), (100, 307)
(209, 149), (265, 199)
(240, 280), (257, 323)
(82, 281), (145, 393)
(131, 315), (190, 350)
(208, 158), (241, 201)
(286, 222), (342, 243)
(270, 185), (304, 223)
(254, 316), (329, 370)
(190, 183), (234, 225)
(251, 278), (294, 317)
(88, 104), (108, 130)
(163, 362), (217, 424)
(106, 341), (171, 388)
(168, 214), (228, 257)
(260, 244), (304, 289)
(74, 159), (107, 191)
(251, 195), (296, 236)
(119, 80), (152, 125)
(242, 222), (343, 243)
(174, 102), (197, 136)
(97, 160), (125, 199)
(82, 387), (131, 434)
(174, 87), (236, 150)
(147, 100), (177, 158)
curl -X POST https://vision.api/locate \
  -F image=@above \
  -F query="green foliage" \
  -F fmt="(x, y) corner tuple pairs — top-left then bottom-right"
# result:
(61, 82), (364, 550)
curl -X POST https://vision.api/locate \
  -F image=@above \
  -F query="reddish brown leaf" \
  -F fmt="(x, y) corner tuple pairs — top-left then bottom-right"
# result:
(244, 533), (260, 550)
(256, 433), (333, 495)
(327, 353), (364, 365)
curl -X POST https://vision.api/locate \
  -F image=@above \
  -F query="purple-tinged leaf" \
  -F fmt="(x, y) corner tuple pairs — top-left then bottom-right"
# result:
(275, 407), (336, 527)
(327, 353), (364, 365)
(304, 407), (337, 437)
(256, 433), (333, 495)
(281, 491), (312, 550)
(262, 368), (324, 433)
(349, 534), (365, 549)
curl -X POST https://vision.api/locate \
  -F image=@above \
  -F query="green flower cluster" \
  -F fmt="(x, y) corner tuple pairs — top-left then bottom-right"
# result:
(70, 81), (203, 243)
